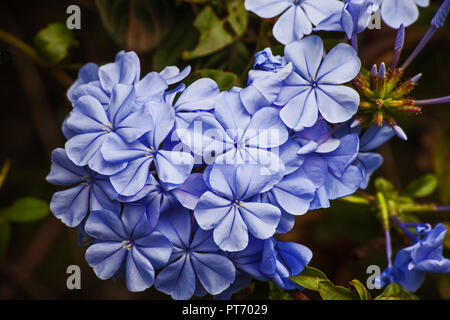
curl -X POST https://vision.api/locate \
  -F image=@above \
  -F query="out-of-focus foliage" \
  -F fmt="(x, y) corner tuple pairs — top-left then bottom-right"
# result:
(95, 0), (174, 53)
(434, 130), (450, 204)
(33, 23), (78, 64)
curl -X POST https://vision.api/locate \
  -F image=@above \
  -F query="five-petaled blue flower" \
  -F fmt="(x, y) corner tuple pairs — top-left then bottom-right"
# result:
(85, 204), (173, 292)
(155, 206), (236, 300)
(245, 0), (343, 44)
(195, 165), (281, 252)
(276, 35), (361, 130)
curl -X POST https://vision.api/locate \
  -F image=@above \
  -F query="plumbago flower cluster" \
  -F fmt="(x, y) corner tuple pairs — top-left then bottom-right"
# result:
(47, 0), (450, 299)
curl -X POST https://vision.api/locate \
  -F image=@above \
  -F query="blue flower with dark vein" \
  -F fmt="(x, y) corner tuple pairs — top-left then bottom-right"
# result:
(245, 0), (343, 44)
(155, 206), (236, 300)
(314, 0), (381, 39)
(260, 238), (313, 290)
(101, 101), (194, 197)
(195, 165), (281, 252)
(276, 36), (361, 129)
(85, 204), (173, 292)
(46, 148), (120, 227)
(177, 88), (288, 172)
(376, 223), (450, 292)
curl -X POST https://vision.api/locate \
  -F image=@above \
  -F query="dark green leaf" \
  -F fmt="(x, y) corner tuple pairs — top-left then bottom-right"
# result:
(0, 219), (10, 257)
(182, 1), (248, 60)
(289, 266), (329, 291)
(33, 23), (78, 64)
(403, 174), (438, 198)
(374, 283), (419, 300)
(95, 0), (173, 53)
(318, 280), (357, 300)
(185, 69), (240, 91)
(0, 197), (49, 223)
(433, 130), (450, 204)
(349, 279), (372, 300)
(268, 281), (292, 300)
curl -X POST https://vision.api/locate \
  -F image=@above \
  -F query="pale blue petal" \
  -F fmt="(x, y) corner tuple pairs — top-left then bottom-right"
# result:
(240, 202), (280, 240)
(50, 184), (90, 227)
(316, 43), (360, 84)
(86, 242), (127, 279)
(46, 148), (85, 186)
(284, 35), (323, 79)
(381, 0), (419, 28)
(316, 84), (359, 123)
(244, 0), (292, 18)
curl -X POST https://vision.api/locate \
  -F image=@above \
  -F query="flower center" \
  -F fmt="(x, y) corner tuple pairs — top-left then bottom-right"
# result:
(146, 146), (156, 158)
(122, 240), (133, 251)
(102, 122), (113, 133)
(233, 200), (244, 208)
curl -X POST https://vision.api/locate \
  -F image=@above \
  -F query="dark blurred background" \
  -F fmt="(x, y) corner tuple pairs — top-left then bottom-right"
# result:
(0, 0), (448, 299)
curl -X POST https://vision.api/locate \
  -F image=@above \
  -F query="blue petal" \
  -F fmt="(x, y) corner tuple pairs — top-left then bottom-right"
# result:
(67, 96), (109, 133)
(126, 247), (155, 292)
(285, 35), (323, 79)
(85, 209), (127, 241)
(50, 184), (90, 227)
(195, 191), (233, 230)
(244, 107), (289, 148)
(156, 205), (191, 249)
(174, 78), (219, 112)
(277, 241), (312, 275)
(86, 242), (127, 280)
(316, 84), (359, 123)
(155, 150), (194, 186)
(213, 205), (249, 252)
(280, 88), (318, 129)
(322, 133), (359, 177)
(244, 0), (292, 18)
(381, 0), (419, 28)
(273, 6), (312, 44)
(171, 173), (209, 210)
(110, 157), (151, 197)
(134, 231), (173, 269)
(46, 148), (85, 186)
(191, 252), (236, 295)
(239, 202), (280, 240)
(98, 51), (140, 94)
(359, 125), (395, 151)
(316, 43), (360, 84)
(155, 255), (196, 300)
(144, 102), (175, 148)
(324, 164), (363, 200)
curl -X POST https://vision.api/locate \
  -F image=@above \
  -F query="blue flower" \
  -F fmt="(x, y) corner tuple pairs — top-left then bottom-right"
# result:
(260, 238), (313, 290)
(377, 223), (450, 292)
(380, 0), (429, 29)
(177, 88), (288, 172)
(155, 206), (236, 300)
(65, 88), (155, 175)
(85, 204), (173, 292)
(278, 120), (362, 210)
(241, 61), (293, 115)
(314, 0), (381, 39)
(261, 168), (316, 233)
(276, 36), (360, 129)
(164, 78), (220, 130)
(244, 0), (343, 44)
(195, 165), (281, 252)
(117, 173), (208, 230)
(253, 48), (287, 72)
(46, 148), (120, 227)
(101, 101), (194, 197)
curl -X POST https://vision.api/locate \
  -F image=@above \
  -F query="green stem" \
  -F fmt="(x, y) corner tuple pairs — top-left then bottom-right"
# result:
(0, 29), (47, 66)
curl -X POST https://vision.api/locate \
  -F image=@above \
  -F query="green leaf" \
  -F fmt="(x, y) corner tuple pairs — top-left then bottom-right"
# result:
(33, 23), (78, 64)
(184, 69), (240, 91)
(289, 266), (329, 291)
(0, 219), (10, 257)
(317, 280), (357, 300)
(268, 281), (292, 300)
(95, 0), (173, 53)
(349, 279), (372, 300)
(374, 283), (419, 300)
(433, 130), (450, 204)
(0, 197), (49, 223)
(182, 1), (248, 60)
(403, 174), (438, 198)
(339, 195), (371, 205)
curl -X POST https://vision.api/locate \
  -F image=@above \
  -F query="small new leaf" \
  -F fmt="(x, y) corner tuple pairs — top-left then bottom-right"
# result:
(33, 23), (78, 64)
(0, 197), (48, 223)
(403, 174), (438, 198)
(268, 282), (293, 300)
(374, 283), (419, 300)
